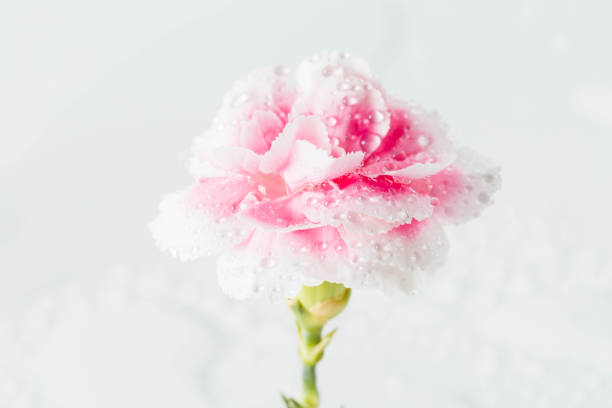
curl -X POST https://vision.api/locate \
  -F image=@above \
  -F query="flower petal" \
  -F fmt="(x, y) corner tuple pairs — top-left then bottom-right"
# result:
(242, 194), (312, 230)
(259, 116), (332, 175)
(338, 219), (449, 293)
(192, 66), (295, 151)
(290, 53), (390, 156)
(239, 110), (285, 154)
(431, 148), (502, 224)
(299, 175), (434, 233)
(215, 219), (449, 299)
(364, 99), (453, 174)
(150, 184), (253, 261)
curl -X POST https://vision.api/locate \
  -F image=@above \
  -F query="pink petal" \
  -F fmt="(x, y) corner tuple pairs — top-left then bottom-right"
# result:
(281, 140), (335, 190)
(203, 67), (296, 148)
(363, 152), (456, 179)
(298, 174), (434, 233)
(290, 115), (332, 153)
(287, 226), (349, 258)
(186, 176), (254, 217)
(259, 116), (332, 175)
(337, 218), (449, 292)
(430, 148), (502, 224)
(242, 195), (312, 230)
(327, 151), (365, 180)
(239, 110), (284, 154)
(364, 99), (453, 173)
(290, 53), (390, 157)
(150, 187), (254, 261)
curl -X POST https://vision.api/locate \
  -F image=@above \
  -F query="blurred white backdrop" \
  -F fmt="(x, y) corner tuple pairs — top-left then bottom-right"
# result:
(1, 0), (611, 407)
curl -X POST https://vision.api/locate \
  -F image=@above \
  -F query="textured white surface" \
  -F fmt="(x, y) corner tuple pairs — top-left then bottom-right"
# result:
(1, 0), (611, 407)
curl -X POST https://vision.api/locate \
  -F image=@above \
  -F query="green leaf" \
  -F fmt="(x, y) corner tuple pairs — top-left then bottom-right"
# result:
(281, 394), (305, 408)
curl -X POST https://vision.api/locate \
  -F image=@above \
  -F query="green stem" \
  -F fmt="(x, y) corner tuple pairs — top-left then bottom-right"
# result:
(284, 282), (350, 408)
(302, 363), (319, 407)
(300, 325), (322, 408)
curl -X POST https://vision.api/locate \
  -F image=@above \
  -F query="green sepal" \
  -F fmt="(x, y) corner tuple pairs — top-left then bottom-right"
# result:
(298, 327), (338, 366)
(281, 394), (305, 408)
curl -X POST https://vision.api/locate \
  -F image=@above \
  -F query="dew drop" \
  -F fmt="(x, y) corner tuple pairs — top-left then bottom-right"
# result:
(306, 197), (319, 206)
(417, 135), (430, 147)
(260, 258), (277, 269)
(337, 81), (351, 91)
(232, 93), (250, 106)
(326, 116), (338, 127)
(372, 110), (385, 123)
(345, 96), (359, 106)
(274, 65), (289, 76)
(321, 65), (333, 77)
(430, 197), (440, 206)
(478, 192), (490, 203)
(414, 152), (427, 162)
(360, 134), (381, 153)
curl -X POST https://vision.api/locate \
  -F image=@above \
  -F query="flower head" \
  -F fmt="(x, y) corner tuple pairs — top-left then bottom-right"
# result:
(150, 52), (501, 299)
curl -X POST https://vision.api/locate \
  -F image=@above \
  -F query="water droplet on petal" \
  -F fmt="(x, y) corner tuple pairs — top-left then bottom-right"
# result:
(232, 93), (249, 106)
(414, 152), (427, 162)
(478, 192), (490, 203)
(345, 96), (359, 106)
(373, 110), (385, 123)
(326, 116), (338, 127)
(417, 135), (430, 147)
(274, 65), (289, 76)
(430, 197), (440, 206)
(261, 258), (277, 269)
(360, 134), (381, 153)
(321, 65), (333, 77)
(337, 81), (351, 91)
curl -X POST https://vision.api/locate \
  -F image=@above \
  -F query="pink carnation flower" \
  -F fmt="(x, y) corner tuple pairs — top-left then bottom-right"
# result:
(151, 52), (500, 299)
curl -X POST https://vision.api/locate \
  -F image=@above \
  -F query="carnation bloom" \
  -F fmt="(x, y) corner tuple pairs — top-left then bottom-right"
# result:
(151, 52), (500, 300)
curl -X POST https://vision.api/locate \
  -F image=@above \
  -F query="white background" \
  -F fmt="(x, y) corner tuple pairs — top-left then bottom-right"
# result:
(1, 0), (611, 407)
